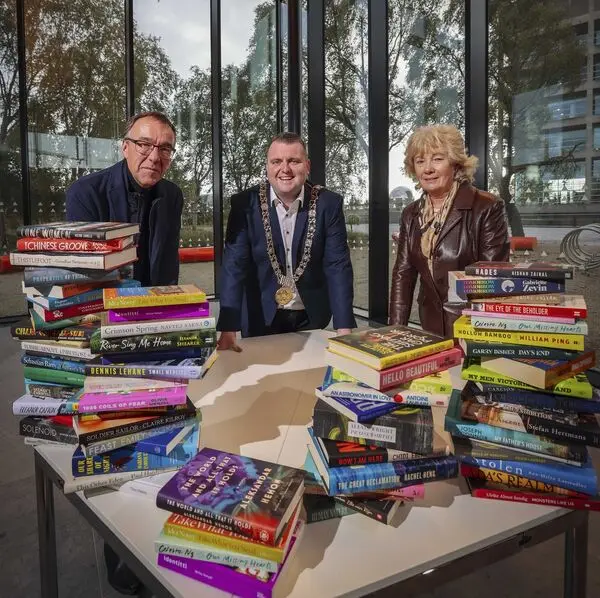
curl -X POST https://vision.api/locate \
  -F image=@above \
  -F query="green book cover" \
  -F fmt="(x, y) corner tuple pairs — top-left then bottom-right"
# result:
(23, 366), (85, 387)
(90, 329), (216, 355)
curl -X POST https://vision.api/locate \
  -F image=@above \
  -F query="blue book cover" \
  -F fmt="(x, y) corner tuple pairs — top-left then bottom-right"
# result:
(445, 390), (587, 464)
(316, 388), (398, 422)
(308, 428), (457, 496)
(23, 266), (122, 286)
(473, 382), (600, 414)
(100, 347), (208, 363)
(459, 454), (597, 495)
(31, 279), (139, 310)
(21, 354), (86, 375)
(72, 425), (199, 477)
(136, 421), (197, 456)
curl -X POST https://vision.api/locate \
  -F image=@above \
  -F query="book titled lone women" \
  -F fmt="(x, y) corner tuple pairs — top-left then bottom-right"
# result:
(156, 448), (305, 545)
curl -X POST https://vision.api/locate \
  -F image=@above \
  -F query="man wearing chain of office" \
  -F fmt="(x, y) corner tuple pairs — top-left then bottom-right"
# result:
(217, 132), (356, 351)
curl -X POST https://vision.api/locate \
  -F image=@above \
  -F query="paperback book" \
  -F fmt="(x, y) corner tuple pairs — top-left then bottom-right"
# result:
(103, 285), (206, 309)
(464, 261), (574, 281)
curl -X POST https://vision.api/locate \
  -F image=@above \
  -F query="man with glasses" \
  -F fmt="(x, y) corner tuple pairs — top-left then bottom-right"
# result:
(66, 111), (182, 286)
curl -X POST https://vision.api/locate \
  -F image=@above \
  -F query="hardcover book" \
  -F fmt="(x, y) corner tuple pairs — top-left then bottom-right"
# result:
(20, 354), (86, 377)
(444, 390), (587, 464)
(459, 339), (584, 361)
(106, 302), (210, 322)
(17, 221), (139, 240)
(448, 271), (565, 301)
(32, 299), (105, 323)
(461, 308), (575, 325)
(453, 315), (585, 351)
(461, 359), (593, 398)
(312, 398), (435, 453)
(325, 346), (463, 391)
(23, 266), (121, 286)
(10, 247), (137, 270)
(17, 235), (134, 253)
(481, 351), (596, 389)
(19, 415), (78, 445)
(156, 448), (305, 545)
(333, 494), (403, 525)
(303, 494), (355, 524)
(468, 294), (587, 319)
(469, 314), (588, 336)
(315, 388), (398, 422)
(23, 279), (119, 299)
(25, 380), (81, 400)
(465, 477), (600, 512)
(89, 329), (216, 355)
(76, 386), (189, 414)
(100, 316), (216, 339)
(103, 285), (206, 309)
(464, 261), (574, 281)
(327, 325), (454, 370)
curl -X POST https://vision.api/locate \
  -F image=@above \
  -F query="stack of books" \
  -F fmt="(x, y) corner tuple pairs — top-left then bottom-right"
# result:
(447, 261), (600, 511)
(154, 448), (305, 597)
(303, 326), (462, 525)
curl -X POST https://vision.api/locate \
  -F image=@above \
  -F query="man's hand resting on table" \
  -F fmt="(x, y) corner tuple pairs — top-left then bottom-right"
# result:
(217, 331), (242, 352)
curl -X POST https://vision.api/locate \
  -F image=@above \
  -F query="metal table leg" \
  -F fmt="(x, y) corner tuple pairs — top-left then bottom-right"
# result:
(564, 512), (588, 598)
(35, 452), (58, 598)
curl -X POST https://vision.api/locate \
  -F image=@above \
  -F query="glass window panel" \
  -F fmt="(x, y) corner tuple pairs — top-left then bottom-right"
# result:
(0, 1), (24, 316)
(134, 0), (214, 294)
(387, 0), (465, 324)
(488, 0), (600, 348)
(325, 0), (370, 311)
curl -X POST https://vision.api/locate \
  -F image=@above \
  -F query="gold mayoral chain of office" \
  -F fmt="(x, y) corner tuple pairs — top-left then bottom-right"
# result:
(259, 180), (321, 306)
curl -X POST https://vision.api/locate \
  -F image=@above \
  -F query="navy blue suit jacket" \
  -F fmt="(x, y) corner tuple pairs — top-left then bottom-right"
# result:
(217, 183), (356, 337)
(65, 160), (183, 286)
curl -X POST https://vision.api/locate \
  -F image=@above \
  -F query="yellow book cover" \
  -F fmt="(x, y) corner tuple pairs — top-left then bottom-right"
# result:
(401, 370), (453, 395)
(460, 359), (593, 399)
(453, 315), (584, 351)
(103, 285), (206, 309)
(162, 510), (297, 563)
(461, 464), (581, 497)
(327, 325), (454, 370)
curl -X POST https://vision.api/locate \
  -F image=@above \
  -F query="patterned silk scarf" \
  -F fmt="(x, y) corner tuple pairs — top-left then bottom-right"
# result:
(419, 180), (459, 273)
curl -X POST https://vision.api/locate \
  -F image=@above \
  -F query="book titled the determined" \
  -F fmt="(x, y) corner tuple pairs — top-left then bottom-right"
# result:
(156, 448), (305, 546)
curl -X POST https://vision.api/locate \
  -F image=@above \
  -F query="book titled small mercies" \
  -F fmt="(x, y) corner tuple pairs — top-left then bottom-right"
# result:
(327, 325), (454, 370)
(156, 448), (305, 545)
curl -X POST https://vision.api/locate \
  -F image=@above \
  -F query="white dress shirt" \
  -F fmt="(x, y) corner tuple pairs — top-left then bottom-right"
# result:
(270, 187), (306, 311)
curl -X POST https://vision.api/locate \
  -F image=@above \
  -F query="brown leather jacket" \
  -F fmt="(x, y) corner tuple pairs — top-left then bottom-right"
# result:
(389, 183), (510, 338)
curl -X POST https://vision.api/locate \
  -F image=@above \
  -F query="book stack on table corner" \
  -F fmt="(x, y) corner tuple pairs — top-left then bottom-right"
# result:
(154, 448), (306, 598)
(303, 325), (462, 525)
(446, 260), (600, 510)
(9, 221), (217, 494)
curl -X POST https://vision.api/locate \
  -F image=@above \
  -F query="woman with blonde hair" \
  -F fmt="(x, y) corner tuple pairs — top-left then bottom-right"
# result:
(389, 124), (509, 338)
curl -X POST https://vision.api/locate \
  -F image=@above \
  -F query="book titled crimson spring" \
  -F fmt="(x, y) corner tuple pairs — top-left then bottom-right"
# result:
(156, 448), (305, 545)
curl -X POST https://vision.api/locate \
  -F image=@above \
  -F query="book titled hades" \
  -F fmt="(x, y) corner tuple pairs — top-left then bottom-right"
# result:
(87, 347), (216, 379)
(466, 477), (600, 512)
(464, 261), (574, 281)
(445, 390), (587, 465)
(156, 448), (305, 545)
(327, 325), (454, 370)
(103, 285), (206, 309)
(90, 329), (216, 355)
(326, 347), (463, 391)
(461, 396), (600, 447)
(466, 381), (600, 415)
(17, 221), (139, 240)
(448, 271), (565, 302)
(312, 398), (434, 453)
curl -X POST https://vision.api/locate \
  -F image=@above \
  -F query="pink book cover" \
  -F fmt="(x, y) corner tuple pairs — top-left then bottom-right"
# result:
(157, 526), (301, 598)
(461, 309), (575, 325)
(380, 346), (463, 390)
(106, 303), (210, 323)
(77, 386), (188, 413)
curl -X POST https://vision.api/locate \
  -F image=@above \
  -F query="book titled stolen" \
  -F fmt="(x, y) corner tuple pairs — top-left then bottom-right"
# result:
(327, 325), (454, 370)
(156, 448), (305, 545)
(312, 398), (435, 453)
(325, 346), (463, 391)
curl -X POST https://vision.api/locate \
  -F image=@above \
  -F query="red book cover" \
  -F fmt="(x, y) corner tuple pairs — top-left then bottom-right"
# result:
(17, 236), (133, 253)
(471, 295), (587, 319)
(34, 299), (104, 322)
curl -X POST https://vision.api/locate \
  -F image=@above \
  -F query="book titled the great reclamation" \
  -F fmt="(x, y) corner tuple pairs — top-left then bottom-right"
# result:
(156, 448), (305, 546)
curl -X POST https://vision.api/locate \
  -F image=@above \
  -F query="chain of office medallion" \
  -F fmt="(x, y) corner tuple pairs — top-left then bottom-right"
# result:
(259, 180), (321, 286)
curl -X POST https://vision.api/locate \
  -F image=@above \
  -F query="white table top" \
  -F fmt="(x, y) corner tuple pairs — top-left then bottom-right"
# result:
(36, 329), (570, 598)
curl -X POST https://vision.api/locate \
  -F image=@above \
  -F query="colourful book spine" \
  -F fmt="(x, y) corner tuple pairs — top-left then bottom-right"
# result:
(470, 296), (587, 319)
(100, 317), (216, 338)
(12, 394), (79, 416)
(464, 261), (573, 281)
(103, 285), (206, 309)
(76, 386), (188, 413)
(35, 299), (105, 322)
(23, 366), (85, 387)
(460, 340), (583, 361)
(316, 389), (399, 422)
(90, 329), (216, 355)
(22, 266), (121, 286)
(21, 354), (86, 375)
(462, 309), (575, 325)
(17, 236), (132, 252)
(106, 303), (210, 322)
(448, 273), (565, 299)
(469, 315), (588, 335)
(25, 380), (81, 400)
(156, 530), (301, 598)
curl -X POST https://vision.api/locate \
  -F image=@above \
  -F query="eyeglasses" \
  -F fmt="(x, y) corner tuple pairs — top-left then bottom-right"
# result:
(124, 138), (176, 159)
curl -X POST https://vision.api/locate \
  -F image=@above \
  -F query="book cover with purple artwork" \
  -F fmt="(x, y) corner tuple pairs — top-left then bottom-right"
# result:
(156, 523), (302, 598)
(156, 448), (304, 545)
(106, 303), (210, 322)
